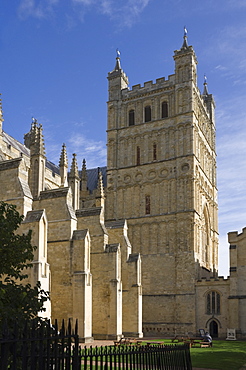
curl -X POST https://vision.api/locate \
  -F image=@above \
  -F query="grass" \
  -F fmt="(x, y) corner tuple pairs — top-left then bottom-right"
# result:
(144, 339), (246, 370)
(80, 340), (246, 370)
(190, 340), (246, 370)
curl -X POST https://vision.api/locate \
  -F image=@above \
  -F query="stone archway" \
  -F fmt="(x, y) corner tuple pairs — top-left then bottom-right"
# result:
(209, 320), (218, 338)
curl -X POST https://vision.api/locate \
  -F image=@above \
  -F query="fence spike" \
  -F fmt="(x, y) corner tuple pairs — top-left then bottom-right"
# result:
(54, 319), (59, 335)
(75, 319), (78, 336)
(68, 318), (71, 336)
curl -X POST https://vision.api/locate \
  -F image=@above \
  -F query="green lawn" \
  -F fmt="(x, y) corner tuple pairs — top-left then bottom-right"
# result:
(190, 340), (246, 370)
(142, 339), (246, 370)
(79, 340), (246, 370)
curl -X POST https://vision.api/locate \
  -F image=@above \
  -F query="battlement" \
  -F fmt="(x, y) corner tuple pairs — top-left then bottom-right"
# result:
(228, 227), (246, 241)
(121, 74), (175, 99)
(197, 276), (229, 283)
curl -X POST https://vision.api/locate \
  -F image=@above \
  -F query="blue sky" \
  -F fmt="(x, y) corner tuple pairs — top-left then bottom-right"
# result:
(1, 0), (246, 276)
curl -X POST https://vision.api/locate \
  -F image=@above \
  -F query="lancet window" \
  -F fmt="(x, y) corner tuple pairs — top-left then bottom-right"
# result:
(145, 105), (151, 122)
(136, 146), (140, 166)
(153, 143), (157, 161)
(206, 291), (221, 315)
(129, 109), (135, 126)
(145, 195), (150, 215)
(161, 101), (168, 118)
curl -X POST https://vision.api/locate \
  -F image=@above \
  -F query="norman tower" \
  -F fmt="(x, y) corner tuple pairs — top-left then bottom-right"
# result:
(106, 32), (218, 336)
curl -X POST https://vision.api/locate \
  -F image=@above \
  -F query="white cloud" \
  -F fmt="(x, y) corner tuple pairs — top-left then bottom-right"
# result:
(67, 133), (106, 168)
(227, 0), (246, 9)
(216, 92), (246, 276)
(72, 0), (95, 4)
(18, 0), (151, 27)
(100, 0), (150, 27)
(45, 132), (106, 169)
(18, 0), (45, 19)
(18, 0), (62, 19)
(205, 24), (246, 84)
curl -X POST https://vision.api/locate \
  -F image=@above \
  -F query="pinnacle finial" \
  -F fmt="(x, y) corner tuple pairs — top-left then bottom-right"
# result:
(29, 120), (45, 156)
(37, 124), (46, 156)
(181, 26), (188, 49)
(81, 159), (87, 180)
(114, 48), (122, 71)
(59, 143), (68, 168)
(59, 143), (68, 187)
(97, 168), (104, 198)
(81, 159), (88, 191)
(203, 74), (209, 96)
(70, 153), (79, 178)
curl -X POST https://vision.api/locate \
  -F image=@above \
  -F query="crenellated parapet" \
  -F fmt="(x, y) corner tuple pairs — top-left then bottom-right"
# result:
(121, 75), (175, 99)
(197, 276), (229, 284)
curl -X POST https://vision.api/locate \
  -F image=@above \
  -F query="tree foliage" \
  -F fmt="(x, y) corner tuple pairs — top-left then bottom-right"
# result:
(0, 201), (49, 327)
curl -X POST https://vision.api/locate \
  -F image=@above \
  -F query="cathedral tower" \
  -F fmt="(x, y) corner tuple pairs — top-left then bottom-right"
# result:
(106, 32), (218, 336)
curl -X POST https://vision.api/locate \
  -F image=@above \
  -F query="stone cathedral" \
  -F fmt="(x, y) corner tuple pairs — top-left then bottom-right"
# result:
(0, 33), (246, 340)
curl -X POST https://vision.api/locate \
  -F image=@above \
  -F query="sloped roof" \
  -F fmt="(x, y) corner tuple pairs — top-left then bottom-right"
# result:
(2, 131), (60, 175)
(80, 166), (107, 193)
(3, 131), (29, 156)
(2, 131), (106, 190)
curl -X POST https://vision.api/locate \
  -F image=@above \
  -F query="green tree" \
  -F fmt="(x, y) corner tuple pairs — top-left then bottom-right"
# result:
(0, 201), (49, 327)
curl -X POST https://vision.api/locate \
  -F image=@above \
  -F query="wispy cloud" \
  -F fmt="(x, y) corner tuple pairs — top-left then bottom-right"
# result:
(72, 0), (95, 5)
(227, 0), (246, 9)
(46, 134), (106, 171)
(216, 91), (246, 275)
(18, 0), (151, 27)
(100, 0), (150, 26)
(67, 133), (106, 168)
(18, 0), (59, 19)
(205, 24), (246, 84)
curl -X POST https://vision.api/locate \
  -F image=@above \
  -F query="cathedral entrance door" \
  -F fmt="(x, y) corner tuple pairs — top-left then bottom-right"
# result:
(209, 320), (218, 338)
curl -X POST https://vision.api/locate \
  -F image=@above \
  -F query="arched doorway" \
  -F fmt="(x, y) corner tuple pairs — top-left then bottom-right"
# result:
(209, 320), (218, 338)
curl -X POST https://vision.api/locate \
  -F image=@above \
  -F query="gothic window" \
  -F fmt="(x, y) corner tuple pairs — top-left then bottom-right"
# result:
(161, 101), (168, 118)
(206, 291), (221, 315)
(145, 195), (150, 215)
(129, 109), (135, 126)
(145, 105), (151, 122)
(201, 207), (210, 265)
(136, 146), (140, 166)
(153, 143), (157, 161)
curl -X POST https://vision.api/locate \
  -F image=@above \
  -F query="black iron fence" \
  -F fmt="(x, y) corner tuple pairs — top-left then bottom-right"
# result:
(0, 320), (192, 369)
(79, 344), (192, 369)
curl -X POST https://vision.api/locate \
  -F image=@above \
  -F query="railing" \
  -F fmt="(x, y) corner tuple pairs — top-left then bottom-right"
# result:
(78, 344), (192, 369)
(0, 320), (192, 369)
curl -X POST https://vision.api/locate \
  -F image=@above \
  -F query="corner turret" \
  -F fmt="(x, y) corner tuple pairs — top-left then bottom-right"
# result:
(202, 75), (216, 124)
(173, 28), (198, 85)
(107, 50), (129, 102)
